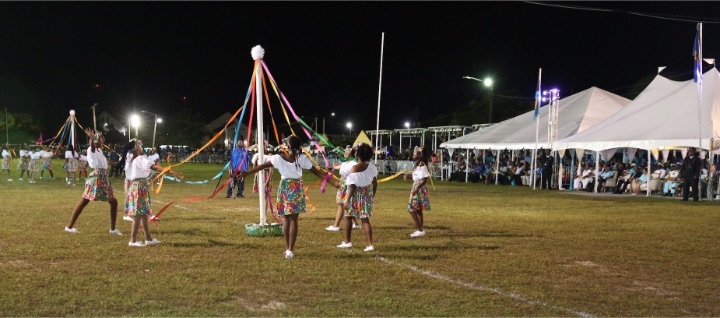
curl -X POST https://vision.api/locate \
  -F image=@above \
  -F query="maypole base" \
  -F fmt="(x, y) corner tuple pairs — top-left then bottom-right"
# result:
(245, 223), (283, 237)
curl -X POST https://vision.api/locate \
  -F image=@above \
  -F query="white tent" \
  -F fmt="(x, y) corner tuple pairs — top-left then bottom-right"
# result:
(554, 69), (720, 152)
(440, 87), (631, 150)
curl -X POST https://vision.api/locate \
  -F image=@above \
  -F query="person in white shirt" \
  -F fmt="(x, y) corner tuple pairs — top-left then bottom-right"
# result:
(326, 145), (361, 232)
(39, 147), (55, 180)
(2, 147), (12, 181)
(573, 164), (595, 191)
(28, 148), (42, 183)
(17, 149), (29, 180)
(124, 139), (182, 247)
(337, 143), (378, 252)
(240, 135), (335, 260)
(64, 146), (80, 186)
(408, 146), (432, 238)
(65, 129), (123, 236)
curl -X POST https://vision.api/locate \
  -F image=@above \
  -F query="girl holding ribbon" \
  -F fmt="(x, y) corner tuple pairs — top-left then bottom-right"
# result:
(337, 143), (378, 252)
(124, 139), (183, 247)
(326, 145), (361, 232)
(2, 146), (11, 181)
(408, 146), (431, 238)
(17, 149), (29, 181)
(240, 135), (335, 260)
(65, 128), (122, 236)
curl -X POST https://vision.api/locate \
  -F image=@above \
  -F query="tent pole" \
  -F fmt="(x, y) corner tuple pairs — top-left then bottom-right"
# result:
(495, 149), (500, 185)
(594, 151), (600, 193)
(647, 148), (652, 197)
(465, 148), (469, 183)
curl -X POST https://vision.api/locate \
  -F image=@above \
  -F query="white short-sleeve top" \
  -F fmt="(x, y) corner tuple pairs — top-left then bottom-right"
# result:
(2, 149), (8, 158)
(65, 150), (78, 159)
(339, 160), (358, 177)
(41, 150), (53, 159)
(86, 146), (108, 169)
(269, 154), (313, 179)
(412, 164), (430, 181)
(252, 153), (272, 166)
(346, 164), (378, 187)
(124, 154), (155, 180)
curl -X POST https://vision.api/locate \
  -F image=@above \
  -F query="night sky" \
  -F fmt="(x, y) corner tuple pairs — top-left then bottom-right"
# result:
(1, 1), (719, 137)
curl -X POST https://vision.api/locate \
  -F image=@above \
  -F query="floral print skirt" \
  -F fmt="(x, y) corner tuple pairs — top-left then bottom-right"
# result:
(125, 178), (152, 217)
(82, 169), (116, 202)
(408, 181), (431, 212)
(345, 185), (374, 219)
(276, 178), (306, 217)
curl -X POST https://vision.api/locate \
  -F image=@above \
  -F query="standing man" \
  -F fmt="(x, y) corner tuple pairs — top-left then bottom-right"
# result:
(109, 144), (122, 178)
(227, 139), (249, 198)
(541, 149), (554, 190)
(681, 147), (701, 201)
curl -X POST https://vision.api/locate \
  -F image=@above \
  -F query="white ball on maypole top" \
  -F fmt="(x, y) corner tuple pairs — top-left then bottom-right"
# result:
(251, 45), (265, 60)
(69, 109), (76, 116)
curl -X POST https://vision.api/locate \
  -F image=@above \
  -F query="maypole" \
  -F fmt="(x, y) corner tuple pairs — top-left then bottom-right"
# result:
(252, 45), (267, 225)
(374, 32), (385, 163)
(69, 110), (76, 149)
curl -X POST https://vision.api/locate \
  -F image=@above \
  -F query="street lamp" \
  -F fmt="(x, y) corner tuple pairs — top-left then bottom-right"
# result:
(463, 76), (494, 123)
(141, 111), (162, 148)
(346, 122), (353, 136)
(404, 121), (410, 128)
(129, 114), (140, 141)
(322, 112), (335, 135)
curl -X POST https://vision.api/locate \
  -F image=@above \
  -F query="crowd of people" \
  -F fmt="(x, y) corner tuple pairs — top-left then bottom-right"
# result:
(441, 147), (716, 201)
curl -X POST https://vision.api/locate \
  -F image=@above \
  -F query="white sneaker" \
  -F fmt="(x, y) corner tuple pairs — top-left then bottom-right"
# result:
(7, 179), (12, 181)
(410, 230), (426, 238)
(364, 245), (375, 252)
(325, 225), (340, 232)
(109, 229), (123, 235)
(337, 241), (353, 248)
(352, 224), (361, 230)
(123, 215), (134, 222)
(284, 250), (294, 259)
(18, 178), (23, 181)
(145, 239), (161, 246)
(65, 227), (79, 233)
(67, 181), (71, 185)
(128, 241), (146, 247)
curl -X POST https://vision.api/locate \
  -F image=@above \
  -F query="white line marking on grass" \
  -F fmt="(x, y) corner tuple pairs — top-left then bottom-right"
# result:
(154, 200), (190, 211)
(303, 238), (593, 317)
(375, 256), (595, 318)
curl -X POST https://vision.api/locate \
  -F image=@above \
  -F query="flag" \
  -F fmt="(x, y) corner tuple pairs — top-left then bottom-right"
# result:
(693, 23), (702, 84)
(533, 69), (542, 120)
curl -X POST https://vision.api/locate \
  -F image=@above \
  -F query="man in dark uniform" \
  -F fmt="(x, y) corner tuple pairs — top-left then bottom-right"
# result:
(541, 149), (554, 189)
(681, 147), (701, 201)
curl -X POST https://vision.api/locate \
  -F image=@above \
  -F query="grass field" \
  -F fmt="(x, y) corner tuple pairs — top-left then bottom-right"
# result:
(1, 160), (719, 316)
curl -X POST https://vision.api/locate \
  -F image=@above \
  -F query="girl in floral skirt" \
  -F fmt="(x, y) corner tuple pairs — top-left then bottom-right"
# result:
(326, 145), (361, 232)
(28, 148), (41, 184)
(241, 135), (335, 259)
(408, 146), (431, 238)
(337, 143), (378, 252)
(2, 147), (11, 181)
(17, 149), (29, 181)
(65, 128), (122, 235)
(64, 146), (79, 186)
(124, 139), (182, 247)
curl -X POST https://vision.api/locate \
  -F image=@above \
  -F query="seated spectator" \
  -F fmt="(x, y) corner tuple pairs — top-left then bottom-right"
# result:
(662, 164), (681, 196)
(597, 164), (615, 192)
(614, 163), (637, 194)
(573, 164), (595, 191)
(631, 168), (649, 195)
(512, 162), (526, 186)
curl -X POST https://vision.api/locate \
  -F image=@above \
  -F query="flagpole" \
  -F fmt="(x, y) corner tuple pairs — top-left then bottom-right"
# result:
(532, 68), (542, 190)
(697, 23), (703, 155)
(697, 23), (703, 201)
(374, 32), (385, 163)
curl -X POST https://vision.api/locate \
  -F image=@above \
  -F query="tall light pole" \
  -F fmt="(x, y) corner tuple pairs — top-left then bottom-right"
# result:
(323, 112), (335, 136)
(129, 114), (140, 141)
(463, 76), (494, 123)
(346, 122), (353, 137)
(141, 111), (162, 148)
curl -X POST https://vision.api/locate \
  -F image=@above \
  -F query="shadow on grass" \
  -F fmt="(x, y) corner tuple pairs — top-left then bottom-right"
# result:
(386, 243), (500, 252)
(169, 240), (261, 248)
(375, 225), (451, 231)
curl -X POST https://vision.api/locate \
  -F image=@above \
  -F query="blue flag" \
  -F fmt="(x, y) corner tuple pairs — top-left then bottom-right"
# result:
(693, 23), (702, 84)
